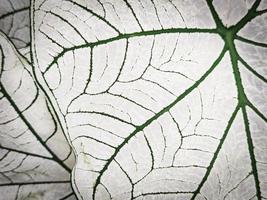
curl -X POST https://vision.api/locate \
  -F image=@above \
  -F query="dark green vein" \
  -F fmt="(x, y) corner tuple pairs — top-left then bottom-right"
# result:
(92, 45), (227, 199)
(224, 172), (253, 199)
(69, 111), (136, 127)
(123, 0), (144, 31)
(205, 0), (224, 30)
(242, 106), (261, 199)
(256, 9), (267, 16)
(247, 101), (267, 123)
(235, 35), (267, 48)
(0, 7), (29, 20)
(0, 145), (54, 160)
(232, 0), (261, 33)
(83, 48), (93, 92)
(45, 27), (217, 73)
(191, 105), (240, 199)
(229, 10), (262, 198)
(134, 191), (193, 199)
(59, 192), (75, 200)
(227, 30), (247, 106)
(238, 55), (267, 84)
(0, 180), (70, 186)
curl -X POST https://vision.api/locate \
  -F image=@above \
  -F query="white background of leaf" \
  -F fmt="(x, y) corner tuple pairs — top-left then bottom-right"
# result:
(0, 0), (267, 200)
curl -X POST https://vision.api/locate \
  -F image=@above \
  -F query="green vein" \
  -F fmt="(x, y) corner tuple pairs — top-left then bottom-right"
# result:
(191, 105), (240, 200)
(92, 45), (227, 199)
(247, 101), (267, 123)
(228, 8), (262, 198)
(238, 55), (267, 84)
(242, 106), (261, 199)
(134, 191), (193, 199)
(227, 30), (247, 106)
(0, 145), (53, 160)
(123, 0), (144, 31)
(59, 192), (75, 200)
(69, 110), (136, 127)
(235, 35), (267, 48)
(45, 27), (217, 73)
(205, 0), (224, 30)
(0, 180), (70, 186)
(0, 7), (29, 20)
(232, 0), (261, 33)
(256, 9), (267, 16)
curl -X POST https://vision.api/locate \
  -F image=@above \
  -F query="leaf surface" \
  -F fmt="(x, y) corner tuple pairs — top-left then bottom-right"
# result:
(0, 0), (30, 49)
(30, 0), (267, 199)
(0, 32), (76, 200)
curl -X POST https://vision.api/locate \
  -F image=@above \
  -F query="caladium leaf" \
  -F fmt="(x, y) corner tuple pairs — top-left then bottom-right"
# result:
(0, 0), (30, 49)
(29, 0), (266, 199)
(0, 32), (77, 199)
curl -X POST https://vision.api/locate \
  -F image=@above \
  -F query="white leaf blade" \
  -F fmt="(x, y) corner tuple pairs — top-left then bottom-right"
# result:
(31, 0), (267, 199)
(0, 32), (76, 199)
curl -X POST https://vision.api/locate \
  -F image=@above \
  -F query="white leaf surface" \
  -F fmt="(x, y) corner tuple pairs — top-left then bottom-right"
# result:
(0, 32), (76, 200)
(2, 0), (264, 199)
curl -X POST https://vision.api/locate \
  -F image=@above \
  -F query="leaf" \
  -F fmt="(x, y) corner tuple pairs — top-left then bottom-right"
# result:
(0, 32), (76, 199)
(0, 0), (30, 49)
(30, 0), (266, 199)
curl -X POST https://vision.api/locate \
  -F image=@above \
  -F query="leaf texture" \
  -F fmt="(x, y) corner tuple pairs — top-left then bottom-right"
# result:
(0, 0), (30, 49)
(4, 0), (266, 199)
(0, 32), (76, 200)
